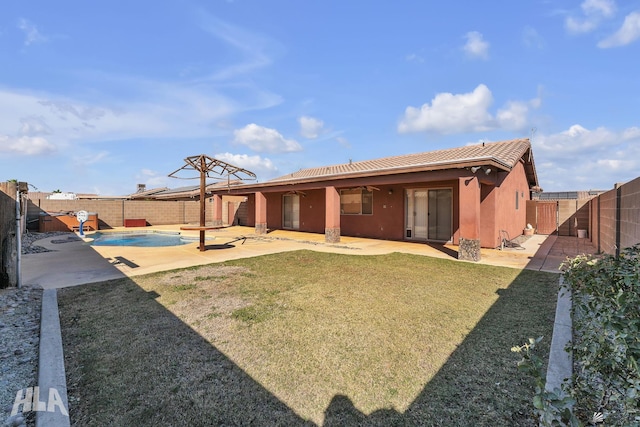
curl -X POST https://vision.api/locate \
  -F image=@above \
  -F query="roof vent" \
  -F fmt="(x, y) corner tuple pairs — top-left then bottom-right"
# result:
(137, 184), (146, 193)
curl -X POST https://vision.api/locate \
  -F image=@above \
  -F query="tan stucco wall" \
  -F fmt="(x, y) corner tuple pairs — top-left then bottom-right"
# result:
(483, 161), (530, 247)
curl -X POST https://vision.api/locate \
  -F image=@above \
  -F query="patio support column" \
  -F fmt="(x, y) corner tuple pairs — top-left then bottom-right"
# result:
(325, 186), (341, 243)
(255, 191), (267, 235)
(458, 176), (481, 261)
(212, 194), (223, 227)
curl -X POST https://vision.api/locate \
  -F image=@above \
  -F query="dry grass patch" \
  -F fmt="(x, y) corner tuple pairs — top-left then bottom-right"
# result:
(60, 250), (558, 426)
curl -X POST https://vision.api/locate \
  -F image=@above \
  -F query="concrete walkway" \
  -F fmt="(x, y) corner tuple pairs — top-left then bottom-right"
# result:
(22, 226), (596, 289)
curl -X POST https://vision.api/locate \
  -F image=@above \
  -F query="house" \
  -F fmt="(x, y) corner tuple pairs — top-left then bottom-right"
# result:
(211, 138), (539, 261)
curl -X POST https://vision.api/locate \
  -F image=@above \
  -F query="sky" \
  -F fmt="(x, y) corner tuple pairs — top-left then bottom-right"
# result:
(1, 0), (639, 195)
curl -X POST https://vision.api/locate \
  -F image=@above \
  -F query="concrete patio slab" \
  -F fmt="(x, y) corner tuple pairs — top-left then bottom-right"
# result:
(22, 226), (598, 290)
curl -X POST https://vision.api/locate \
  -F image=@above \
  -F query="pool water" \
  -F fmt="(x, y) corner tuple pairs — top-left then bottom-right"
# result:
(90, 232), (198, 247)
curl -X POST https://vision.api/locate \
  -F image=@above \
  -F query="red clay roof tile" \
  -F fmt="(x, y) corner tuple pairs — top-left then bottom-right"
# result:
(268, 138), (532, 183)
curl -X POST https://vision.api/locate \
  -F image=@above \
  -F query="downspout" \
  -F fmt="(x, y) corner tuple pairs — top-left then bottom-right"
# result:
(16, 189), (22, 288)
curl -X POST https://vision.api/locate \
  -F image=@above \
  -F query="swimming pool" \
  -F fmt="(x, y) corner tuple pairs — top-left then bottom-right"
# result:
(89, 231), (199, 247)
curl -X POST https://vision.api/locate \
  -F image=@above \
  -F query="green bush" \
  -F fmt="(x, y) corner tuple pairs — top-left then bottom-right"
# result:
(564, 244), (640, 426)
(511, 337), (580, 426)
(514, 244), (640, 426)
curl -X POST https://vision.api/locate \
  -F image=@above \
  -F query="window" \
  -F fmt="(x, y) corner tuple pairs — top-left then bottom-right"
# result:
(515, 190), (519, 210)
(340, 188), (373, 215)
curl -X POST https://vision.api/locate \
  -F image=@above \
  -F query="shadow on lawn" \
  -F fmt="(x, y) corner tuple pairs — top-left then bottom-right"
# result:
(322, 268), (555, 427)
(58, 254), (556, 426)
(59, 277), (314, 426)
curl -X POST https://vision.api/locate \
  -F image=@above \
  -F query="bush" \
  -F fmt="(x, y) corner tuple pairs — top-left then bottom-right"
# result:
(563, 244), (640, 426)
(514, 244), (640, 426)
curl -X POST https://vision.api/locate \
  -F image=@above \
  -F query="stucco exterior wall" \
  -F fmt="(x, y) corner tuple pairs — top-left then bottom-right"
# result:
(491, 161), (530, 247)
(265, 193), (282, 229)
(480, 184), (498, 248)
(299, 190), (325, 233)
(340, 184), (406, 240)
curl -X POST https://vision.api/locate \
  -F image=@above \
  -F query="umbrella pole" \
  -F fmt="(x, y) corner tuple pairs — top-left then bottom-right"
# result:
(199, 157), (206, 251)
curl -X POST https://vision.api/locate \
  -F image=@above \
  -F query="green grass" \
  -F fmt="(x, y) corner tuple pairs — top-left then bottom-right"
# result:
(59, 250), (558, 426)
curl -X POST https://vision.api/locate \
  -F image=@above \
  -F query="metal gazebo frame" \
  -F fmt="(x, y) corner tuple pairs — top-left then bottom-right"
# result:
(168, 155), (256, 251)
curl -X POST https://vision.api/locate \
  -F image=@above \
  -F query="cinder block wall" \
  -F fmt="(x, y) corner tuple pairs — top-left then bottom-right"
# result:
(27, 199), (210, 229)
(0, 182), (17, 288)
(557, 199), (590, 236)
(620, 176), (640, 251)
(590, 196), (600, 251)
(598, 189), (618, 255)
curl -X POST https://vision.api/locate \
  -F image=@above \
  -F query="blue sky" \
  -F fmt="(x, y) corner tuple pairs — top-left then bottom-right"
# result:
(1, 0), (639, 195)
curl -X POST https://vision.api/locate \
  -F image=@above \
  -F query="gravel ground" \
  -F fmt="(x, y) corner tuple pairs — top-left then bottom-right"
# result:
(0, 286), (41, 427)
(1, 231), (71, 426)
(21, 231), (74, 254)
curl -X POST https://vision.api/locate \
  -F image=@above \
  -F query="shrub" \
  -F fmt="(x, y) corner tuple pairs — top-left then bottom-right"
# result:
(511, 337), (580, 426)
(563, 244), (640, 426)
(514, 244), (640, 426)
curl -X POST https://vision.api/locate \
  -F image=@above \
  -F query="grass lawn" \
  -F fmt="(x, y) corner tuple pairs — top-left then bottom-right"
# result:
(59, 250), (558, 426)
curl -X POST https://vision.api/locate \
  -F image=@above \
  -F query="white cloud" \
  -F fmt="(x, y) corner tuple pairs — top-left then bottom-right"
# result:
(0, 135), (56, 155)
(214, 152), (278, 180)
(565, 16), (599, 33)
(135, 169), (171, 189)
(622, 126), (640, 140)
(196, 11), (281, 81)
(20, 116), (52, 136)
(398, 84), (540, 134)
(17, 18), (47, 46)
(582, 0), (616, 17)
(598, 11), (640, 47)
(0, 70), (283, 159)
(462, 31), (489, 60)
(565, 0), (617, 34)
(535, 124), (617, 155)
(522, 26), (544, 49)
(298, 116), (324, 139)
(233, 124), (302, 153)
(398, 84), (493, 134)
(336, 136), (351, 148)
(71, 150), (110, 167)
(405, 53), (425, 63)
(496, 101), (530, 131)
(533, 124), (640, 190)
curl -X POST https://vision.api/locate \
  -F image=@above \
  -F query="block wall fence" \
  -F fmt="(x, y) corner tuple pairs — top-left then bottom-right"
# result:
(27, 198), (246, 230)
(517, 175), (640, 257)
(0, 182), (18, 288)
(590, 176), (640, 256)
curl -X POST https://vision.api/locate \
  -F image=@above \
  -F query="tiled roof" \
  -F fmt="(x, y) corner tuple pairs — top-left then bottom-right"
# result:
(146, 181), (245, 199)
(268, 138), (532, 184)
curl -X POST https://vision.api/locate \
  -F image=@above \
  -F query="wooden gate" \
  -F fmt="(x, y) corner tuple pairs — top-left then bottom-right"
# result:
(535, 201), (558, 235)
